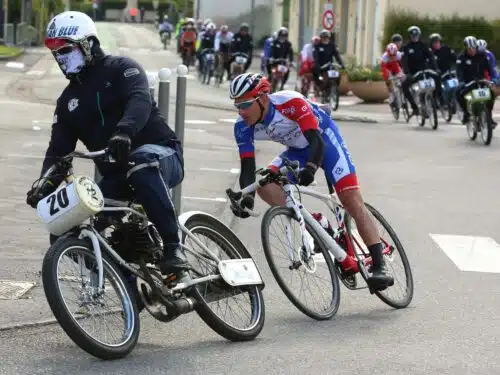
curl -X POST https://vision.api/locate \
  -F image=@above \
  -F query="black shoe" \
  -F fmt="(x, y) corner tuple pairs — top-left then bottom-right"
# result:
(411, 107), (419, 117)
(158, 246), (189, 276)
(462, 112), (470, 125)
(368, 260), (394, 291)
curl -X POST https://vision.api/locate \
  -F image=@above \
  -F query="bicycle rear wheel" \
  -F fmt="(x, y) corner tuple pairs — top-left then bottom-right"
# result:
(261, 206), (340, 320)
(344, 203), (414, 308)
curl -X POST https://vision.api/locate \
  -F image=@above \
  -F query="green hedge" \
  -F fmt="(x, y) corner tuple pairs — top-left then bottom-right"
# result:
(382, 8), (500, 58)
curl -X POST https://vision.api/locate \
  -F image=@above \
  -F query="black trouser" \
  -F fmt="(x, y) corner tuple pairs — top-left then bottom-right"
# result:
(267, 62), (290, 89)
(456, 82), (494, 119)
(402, 71), (442, 112)
(216, 47), (231, 79)
(312, 66), (340, 89)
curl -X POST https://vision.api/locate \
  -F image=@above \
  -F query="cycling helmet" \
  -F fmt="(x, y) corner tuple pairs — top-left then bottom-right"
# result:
(391, 33), (403, 43)
(220, 24), (228, 32)
(477, 39), (487, 52)
(386, 43), (398, 56)
(408, 26), (421, 37)
(229, 73), (270, 100)
(464, 36), (478, 49)
(203, 18), (213, 26)
(429, 33), (441, 44)
(319, 29), (330, 39)
(272, 31), (278, 40)
(240, 23), (249, 31)
(277, 27), (288, 38)
(207, 23), (216, 31)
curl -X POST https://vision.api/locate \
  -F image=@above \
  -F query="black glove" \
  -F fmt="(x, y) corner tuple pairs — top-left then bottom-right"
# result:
(26, 180), (56, 209)
(108, 132), (131, 164)
(231, 195), (254, 219)
(298, 165), (316, 186)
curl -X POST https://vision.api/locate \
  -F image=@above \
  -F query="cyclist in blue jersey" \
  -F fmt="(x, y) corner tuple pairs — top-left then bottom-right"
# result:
(477, 39), (498, 126)
(261, 32), (276, 75)
(228, 73), (394, 291)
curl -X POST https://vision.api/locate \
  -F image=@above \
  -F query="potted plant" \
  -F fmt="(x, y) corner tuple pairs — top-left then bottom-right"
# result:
(347, 64), (389, 103)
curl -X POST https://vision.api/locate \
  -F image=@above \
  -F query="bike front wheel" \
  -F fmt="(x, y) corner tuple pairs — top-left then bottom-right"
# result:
(42, 237), (140, 360)
(261, 206), (341, 320)
(182, 213), (265, 341)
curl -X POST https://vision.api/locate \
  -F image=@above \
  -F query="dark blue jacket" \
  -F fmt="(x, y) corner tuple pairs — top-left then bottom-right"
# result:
(42, 54), (180, 176)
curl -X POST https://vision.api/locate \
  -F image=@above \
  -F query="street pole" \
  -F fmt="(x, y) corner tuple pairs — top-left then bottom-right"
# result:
(3, 0), (8, 43)
(250, 0), (255, 34)
(298, 0), (305, 50)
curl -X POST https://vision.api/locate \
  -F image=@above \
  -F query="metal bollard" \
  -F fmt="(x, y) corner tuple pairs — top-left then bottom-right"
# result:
(172, 64), (188, 214)
(157, 68), (171, 120)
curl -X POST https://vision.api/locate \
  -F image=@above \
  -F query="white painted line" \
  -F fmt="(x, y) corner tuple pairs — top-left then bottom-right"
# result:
(430, 233), (500, 273)
(25, 70), (45, 76)
(185, 128), (206, 133)
(6, 153), (44, 159)
(0, 99), (53, 108)
(5, 61), (24, 69)
(219, 118), (236, 123)
(182, 196), (227, 202)
(185, 120), (217, 125)
(184, 145), (235, 152)
(200, 167), (240, 174)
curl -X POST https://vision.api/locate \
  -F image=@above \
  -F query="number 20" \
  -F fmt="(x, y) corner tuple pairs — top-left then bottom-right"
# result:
(46, 188), (69, 216)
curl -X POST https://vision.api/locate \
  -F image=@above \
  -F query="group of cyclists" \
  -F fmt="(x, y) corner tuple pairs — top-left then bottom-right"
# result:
(380, 26), (498, 126)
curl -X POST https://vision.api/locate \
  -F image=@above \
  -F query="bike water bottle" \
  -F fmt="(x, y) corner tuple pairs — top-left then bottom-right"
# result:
(312, 212), (335, 237)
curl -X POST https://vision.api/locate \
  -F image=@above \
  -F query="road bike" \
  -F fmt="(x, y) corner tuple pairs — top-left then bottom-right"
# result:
(388, 74), (410, 122)
(31, 149), (265, 360)
(226, 159), (413, 320)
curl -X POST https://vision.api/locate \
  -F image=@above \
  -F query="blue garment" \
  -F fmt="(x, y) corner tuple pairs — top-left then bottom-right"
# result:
(159, 22), (173, 33)
(263, 37), (273, 59)
(486, 50), (499, 81)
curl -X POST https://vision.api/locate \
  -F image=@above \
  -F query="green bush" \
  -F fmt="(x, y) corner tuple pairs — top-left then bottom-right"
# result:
(382, 8), (500, 58)
(347, 64), (384, 82)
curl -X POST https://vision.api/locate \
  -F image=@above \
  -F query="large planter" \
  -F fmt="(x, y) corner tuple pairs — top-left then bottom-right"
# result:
(349, 80), (389, 103)
(339, 73), (349, 96)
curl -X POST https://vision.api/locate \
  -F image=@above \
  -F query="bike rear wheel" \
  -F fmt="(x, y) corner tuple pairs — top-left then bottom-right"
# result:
(42, 237), (140, 360)
(330, 82), (340, 111)
(480, 108), (493, 145)
(261, 206), (341, 320)
(344, 203), (414, 309)
(182, 213), (265, 341)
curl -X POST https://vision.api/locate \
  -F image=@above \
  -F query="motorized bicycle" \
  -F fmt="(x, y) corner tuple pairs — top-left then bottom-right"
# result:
(410, 69), (439, 129)
(313, 62), (341, 111)
(440, 70), (459, 123)
(214, 51), (229, 87)
(31, 149), (266, 360)
(160, 31), (171, 50)
(461, 79), (494, 145)
(230, 52), (248, 80)
(269, 57), (290, 93)
(199, 48), (215, 85)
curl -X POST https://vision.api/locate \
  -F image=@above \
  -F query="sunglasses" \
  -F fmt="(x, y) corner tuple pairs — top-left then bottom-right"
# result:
(44, 38), (78, 55)
(234, 97), (259, 110)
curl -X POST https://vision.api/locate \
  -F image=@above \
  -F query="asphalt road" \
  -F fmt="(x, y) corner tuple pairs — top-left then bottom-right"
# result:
(0, 22), (499, 375)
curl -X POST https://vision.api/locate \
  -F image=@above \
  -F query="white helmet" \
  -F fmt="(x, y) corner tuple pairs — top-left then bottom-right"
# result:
(477, 39), (488, 52)
(45, 11), (98, 62)
(207, 22), (216, 31)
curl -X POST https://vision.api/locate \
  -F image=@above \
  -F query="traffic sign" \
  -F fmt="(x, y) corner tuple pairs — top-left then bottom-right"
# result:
(322, 9), (335, 30)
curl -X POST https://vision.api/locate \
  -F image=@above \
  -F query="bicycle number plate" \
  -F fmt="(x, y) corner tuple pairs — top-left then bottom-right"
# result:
(235, 56), (247, 64)
(445, 78), (458, 88)
(471, 88), (491, 102)
(418, 78), (435, 90)
(205, 53), (214, 61)
(218, 258), (263, 286)
(278, 64), (288, 73)
(37, 176), (105, 236)
(327, 69), (339, 78)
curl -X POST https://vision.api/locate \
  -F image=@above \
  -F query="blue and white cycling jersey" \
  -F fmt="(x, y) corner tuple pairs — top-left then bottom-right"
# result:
(234, 90), (358, 192)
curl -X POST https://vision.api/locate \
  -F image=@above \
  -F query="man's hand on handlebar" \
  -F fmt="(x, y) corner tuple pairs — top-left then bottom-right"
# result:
(231, 195), (255, 219)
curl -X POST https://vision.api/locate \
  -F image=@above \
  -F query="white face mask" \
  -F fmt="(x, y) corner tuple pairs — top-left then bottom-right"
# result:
(55, 48), (85, 74)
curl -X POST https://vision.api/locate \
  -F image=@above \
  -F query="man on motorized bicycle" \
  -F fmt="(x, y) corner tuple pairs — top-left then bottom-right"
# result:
(401, 25), (440, 116)
(26, 12), (188, 284)
(158, 15), (173, 40)
(228, 72), (394, 291)
(429, 33), (456, 107)
(478, 39), (498, 126)
(267, 27), (294, 90)
(456, 36), (495, 125)
(215, 25), (234, 81)
(312, 29), (345, 91)
(298, 35), (320, 95)
(261, 31), (277, 76)
(197, 22), (216, 75)
(381, 43), (405, 109)
(179, 18), (197, 63)
(229, 23), (254, 74)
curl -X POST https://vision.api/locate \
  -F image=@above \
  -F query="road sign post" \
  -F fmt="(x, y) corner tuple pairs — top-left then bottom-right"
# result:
(322, 9), (335, 31)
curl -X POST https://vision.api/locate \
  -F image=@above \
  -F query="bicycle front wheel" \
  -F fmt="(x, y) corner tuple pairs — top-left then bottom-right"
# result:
(261, 206), (341, 320)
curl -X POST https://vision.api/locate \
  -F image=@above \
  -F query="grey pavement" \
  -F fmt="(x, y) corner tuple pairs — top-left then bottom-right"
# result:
(0, 21), (499, 375)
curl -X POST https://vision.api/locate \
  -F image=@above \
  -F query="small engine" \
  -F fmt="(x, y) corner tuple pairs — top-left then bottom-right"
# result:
(110, 222), (163, 263)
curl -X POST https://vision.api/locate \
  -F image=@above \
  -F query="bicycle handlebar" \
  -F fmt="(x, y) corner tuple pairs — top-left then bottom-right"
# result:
(225, 158), (300, 217)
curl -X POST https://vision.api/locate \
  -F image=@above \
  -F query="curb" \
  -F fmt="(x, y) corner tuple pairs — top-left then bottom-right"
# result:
(0, 48), (25, 61)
